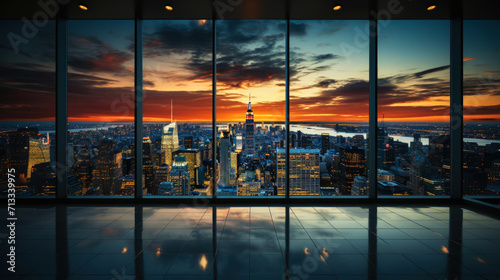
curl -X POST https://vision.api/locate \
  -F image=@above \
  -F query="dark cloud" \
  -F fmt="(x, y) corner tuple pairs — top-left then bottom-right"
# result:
(414, 65), (450, 78)
(379, 65), (451, 87)
(312, 54), (340, 64)
(291, 80), (370, 107)
(285, 22), (309, 37)
(143, 80), (155, 88)
(464, 104), (500, 116)
(0, 22), (56, 63)
(0, 63), (55, 95)
(0, 63), (56, 120)
(315, 79), (337, 88)
(464, 76), (500, 96)
(68, 36), (133, 74)
(214, 21), (286, 88)
(144, 20), (286, 88)
(143, 21), (211, 56)
(293, 78), (337, 91)
(217, 21), (271, 44)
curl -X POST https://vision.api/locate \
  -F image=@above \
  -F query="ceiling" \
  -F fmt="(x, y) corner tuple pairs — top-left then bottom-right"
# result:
(0, 0), (499, 20)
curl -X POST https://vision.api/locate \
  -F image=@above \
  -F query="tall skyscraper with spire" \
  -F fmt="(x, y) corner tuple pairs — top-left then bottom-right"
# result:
(245, 93), (255, 155)
(220, 131), (231, 185)
(161, 100), (179, 166)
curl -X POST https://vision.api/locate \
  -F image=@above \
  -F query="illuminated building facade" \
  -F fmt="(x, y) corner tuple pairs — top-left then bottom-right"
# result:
(161, 122), (179, 166)
(277, 148), (320, 195)
(169, 155), (190, 195)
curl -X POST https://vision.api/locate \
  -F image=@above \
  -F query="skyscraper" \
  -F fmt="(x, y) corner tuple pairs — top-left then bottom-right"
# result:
(428, 134), (451, 172)
(297, 131), (303, 148)
(161, 121), (179, 166)
(73, 155), (92, 194)
(235, 133), (243, 152)
(154, 163), (170, 195)
(245, 94), (255, 155)
(184, 136), (193, 149)
(143, 137), (156, 194)
(27, 137), (50, 179)
(302, 135), (312, 148)
(231, 152), (239, 174)
(277, 148), (320, 195)
(9, 127), (38, 184)
(490, 159), (500, 187)
(173, 148), (201, 186)
(352, 176), (368, 195)
(339, 146), (366, 195)
(169, 155), (190, 195)
(321, 133), (329, 155)
(94, 139), (117, 195)
(353, 135), (365, 148)
(377, 128), (395, 169)
(219, 131), (231, 185)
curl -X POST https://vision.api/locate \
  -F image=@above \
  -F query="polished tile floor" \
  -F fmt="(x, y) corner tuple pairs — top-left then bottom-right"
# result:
(1, 205), (500, 279)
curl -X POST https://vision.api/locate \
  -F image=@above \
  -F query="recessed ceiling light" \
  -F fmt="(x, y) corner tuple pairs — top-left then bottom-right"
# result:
(333, 5), (341, 11)
(79, 4), (88, 11)
(165, 5), (173, 11)
(427, 5), (436, 11)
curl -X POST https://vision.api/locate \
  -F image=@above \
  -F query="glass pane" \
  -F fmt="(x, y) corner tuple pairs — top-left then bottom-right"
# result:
(143, 20), (213, 197)
(463, 20), (500, 199)
(0, 20), (55, 197)
(67, 20), (135, 196)
(290, 20), (369, 196)
(216, 20), (286, 197)
(378, 20), (451, 196)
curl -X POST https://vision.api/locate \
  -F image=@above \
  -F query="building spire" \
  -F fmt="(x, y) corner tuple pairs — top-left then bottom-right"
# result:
(171, 99), (173, 123)
(248, 93), (251, 110)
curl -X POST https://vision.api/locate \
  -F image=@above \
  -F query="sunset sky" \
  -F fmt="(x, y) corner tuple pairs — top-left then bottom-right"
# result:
(0, 19), (499, 123)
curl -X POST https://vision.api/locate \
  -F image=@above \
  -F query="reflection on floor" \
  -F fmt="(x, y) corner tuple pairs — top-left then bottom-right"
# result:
(1, 206), (500, 279)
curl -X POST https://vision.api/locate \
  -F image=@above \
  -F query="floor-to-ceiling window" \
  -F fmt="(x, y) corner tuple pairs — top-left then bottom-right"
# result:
(2, 14), (497, 203)
(142, 19), (213, 197)
(378, 20), (451, 196)
(463, 20), (500, 199)
(67, 20), (135, 196)
(290, 20), (369, 196)
(0, 20), (56, 197)
(215, 20), (286, 197)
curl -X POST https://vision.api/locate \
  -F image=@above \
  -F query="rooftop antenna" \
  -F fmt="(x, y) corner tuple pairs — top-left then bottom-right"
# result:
(171, 99), (173, 123)
(248, 93), (251, 110)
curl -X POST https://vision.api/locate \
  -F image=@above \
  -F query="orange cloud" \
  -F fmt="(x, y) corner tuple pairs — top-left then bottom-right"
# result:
(463, 57), (476, 61)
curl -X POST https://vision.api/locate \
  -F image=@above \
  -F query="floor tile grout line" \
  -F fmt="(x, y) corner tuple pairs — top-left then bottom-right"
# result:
(268, 207), (288, 278)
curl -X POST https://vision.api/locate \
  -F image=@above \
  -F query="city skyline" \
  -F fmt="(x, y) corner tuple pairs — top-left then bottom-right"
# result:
(0, 20), (499, 122)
